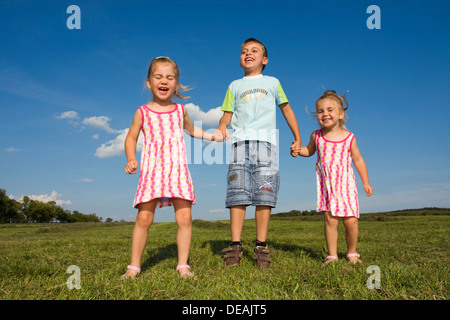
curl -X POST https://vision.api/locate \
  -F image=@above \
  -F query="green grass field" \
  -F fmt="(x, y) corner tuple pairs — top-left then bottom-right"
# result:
(0, 208), (448, 300)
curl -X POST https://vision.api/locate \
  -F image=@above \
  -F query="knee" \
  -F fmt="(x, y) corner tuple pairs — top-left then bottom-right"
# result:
(324, 211), (338, 226)
(176, 210), (192, 229)
(136, 212), (153, 228)
(343, 217), (358, 229)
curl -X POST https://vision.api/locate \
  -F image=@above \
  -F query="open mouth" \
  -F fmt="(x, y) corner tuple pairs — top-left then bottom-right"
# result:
(245, 57), (254, 62)
(158, 87), (169, 93)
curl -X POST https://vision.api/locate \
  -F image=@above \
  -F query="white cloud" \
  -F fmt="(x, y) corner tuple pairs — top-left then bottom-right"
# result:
(209, 208), (225, 213)
(30, 191), (72, 206)
(10, 191), (72, 206)
(5, 147), (19, 152)
(95, 129), (143, 158)
(82, 116), (119, 133)
(56, 111), (79, 119)
(80, 178), (93, 183)
(185, 103), (222, 127)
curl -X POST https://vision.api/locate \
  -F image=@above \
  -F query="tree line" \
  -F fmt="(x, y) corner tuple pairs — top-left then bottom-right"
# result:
(0, 188), (101, 223)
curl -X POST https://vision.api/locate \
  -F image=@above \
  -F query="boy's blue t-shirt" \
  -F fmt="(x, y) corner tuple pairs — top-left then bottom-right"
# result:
(221, 74), (288, 146)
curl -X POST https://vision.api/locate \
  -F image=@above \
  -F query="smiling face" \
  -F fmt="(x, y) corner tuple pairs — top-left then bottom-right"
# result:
(240, 41), (268, 76)
(147, 62), (177, 104)
(316, 98), (345, 129)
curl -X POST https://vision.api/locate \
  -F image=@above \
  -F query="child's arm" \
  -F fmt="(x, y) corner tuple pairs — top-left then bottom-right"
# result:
(124, 109), (143, 174)
(279, 102), (301, 157)
(214, 111), (232, 142)
(183, 107), (215, 141)
(297, 131), (316, 157)
(350, 138), (373, 196)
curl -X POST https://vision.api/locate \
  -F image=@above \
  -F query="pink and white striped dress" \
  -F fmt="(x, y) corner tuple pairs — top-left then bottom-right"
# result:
(315, 129), (359, 218)
(133, 104), (195, 209)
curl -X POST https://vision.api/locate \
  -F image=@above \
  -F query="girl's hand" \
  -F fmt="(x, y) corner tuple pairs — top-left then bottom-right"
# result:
(364, 184), (373, 197)
(125, 160), (138, 174)
(290, 140), (301, 157)
(213, 128), (229, 142)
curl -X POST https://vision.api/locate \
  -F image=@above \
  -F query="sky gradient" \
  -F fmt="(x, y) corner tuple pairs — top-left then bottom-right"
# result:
(1, 0), (449, 222)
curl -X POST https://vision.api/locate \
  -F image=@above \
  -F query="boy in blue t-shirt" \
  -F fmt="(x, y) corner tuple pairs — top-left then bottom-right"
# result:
(215, 38), (301, 268)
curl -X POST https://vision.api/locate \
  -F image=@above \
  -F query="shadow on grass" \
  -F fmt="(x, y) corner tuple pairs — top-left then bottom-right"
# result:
(141, 244), (178, 271)
(201, 240), (324, 261)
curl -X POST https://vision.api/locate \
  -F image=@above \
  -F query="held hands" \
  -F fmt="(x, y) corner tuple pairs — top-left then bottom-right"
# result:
(213, 128), (229, 142)
(125, 160), (138, 174)
(290, 140), (302, 157)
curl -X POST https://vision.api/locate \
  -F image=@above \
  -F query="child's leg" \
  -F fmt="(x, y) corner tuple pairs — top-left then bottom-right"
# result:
(230, 205), (246, 242)
(126, 200), (157, 276)
(173, 198), (192, 274)
(324, 211), (339, 258)
(255, 205), (271, 243)
(342, 216), (359, 255)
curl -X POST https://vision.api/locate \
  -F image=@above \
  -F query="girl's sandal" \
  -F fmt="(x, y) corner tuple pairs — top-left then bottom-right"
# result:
(346, 253), (362, 264)
(120, 265), (141, 279)
(176, 264), (195, 279)
(324, 255), (338, 264)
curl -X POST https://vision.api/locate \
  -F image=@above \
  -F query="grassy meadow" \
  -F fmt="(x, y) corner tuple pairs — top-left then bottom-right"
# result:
(0, 208), (448, 300)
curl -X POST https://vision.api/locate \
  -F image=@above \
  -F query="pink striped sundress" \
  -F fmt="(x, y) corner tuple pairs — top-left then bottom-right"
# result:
(315, 129), (359, 218)
(133, 104), (195, 209)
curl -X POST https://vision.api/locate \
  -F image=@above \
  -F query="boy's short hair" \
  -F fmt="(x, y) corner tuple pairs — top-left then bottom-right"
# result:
(241, 38), (268, 71)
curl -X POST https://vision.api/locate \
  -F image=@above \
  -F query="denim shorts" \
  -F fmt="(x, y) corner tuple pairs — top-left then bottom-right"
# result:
(225, 140), (280, 208)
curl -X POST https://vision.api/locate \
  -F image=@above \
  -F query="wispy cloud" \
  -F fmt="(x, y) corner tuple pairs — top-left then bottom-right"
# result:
(82, 116), (120, 134)
(5, 147), (19, 152)
(56, 111), (79, 119)
(10, 191), (72, 206)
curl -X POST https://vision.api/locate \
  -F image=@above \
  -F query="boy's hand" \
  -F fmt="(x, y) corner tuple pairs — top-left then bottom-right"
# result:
(290, 140), (301, 157)
(125, 160), (138, 174)
(214, 127), (229, 142)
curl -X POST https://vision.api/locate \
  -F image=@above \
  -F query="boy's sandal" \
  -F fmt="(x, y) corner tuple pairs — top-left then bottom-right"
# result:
(222, 244), (243, 266)
(254, 246), (274, 268)
(346, 253), (362, 264)
(176, 264), (195, 279)
(324, 255), (338, 264)
(120, 265), (141, 279)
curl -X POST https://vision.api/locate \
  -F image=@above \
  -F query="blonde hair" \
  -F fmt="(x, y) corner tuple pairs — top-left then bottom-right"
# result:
(147, 56), (191, 100)
(307, 90), (350, 129)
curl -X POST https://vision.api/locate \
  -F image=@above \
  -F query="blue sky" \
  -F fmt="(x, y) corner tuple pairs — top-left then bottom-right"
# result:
(1, 0), (449, 223)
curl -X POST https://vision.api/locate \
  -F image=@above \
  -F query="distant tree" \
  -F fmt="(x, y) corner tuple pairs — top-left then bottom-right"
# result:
(1, 187), (101, 224)
(0, 189), (22, 223)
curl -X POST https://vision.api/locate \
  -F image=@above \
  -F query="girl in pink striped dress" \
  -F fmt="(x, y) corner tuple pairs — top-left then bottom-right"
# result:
(295, 90), (373, 264)
(121, 57), (215, 279)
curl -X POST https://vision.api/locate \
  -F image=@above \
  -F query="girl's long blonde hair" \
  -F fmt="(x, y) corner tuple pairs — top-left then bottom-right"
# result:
(147, 56), (191, 100)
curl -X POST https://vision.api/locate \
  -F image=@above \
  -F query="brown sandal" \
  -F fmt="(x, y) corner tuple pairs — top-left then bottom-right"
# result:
(222, 244), (243, 266)
(254, 247), (274, 268)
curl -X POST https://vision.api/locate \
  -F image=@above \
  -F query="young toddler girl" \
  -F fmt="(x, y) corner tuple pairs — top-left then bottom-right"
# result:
(295, 90), (373, 263)
(121, 57), (215, 279)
